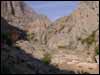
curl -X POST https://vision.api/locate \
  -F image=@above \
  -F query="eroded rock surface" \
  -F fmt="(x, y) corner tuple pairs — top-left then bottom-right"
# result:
(45, 1), (99, 63)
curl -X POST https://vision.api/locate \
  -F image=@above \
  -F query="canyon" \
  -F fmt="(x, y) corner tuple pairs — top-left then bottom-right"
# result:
(1, 1), (99, 74)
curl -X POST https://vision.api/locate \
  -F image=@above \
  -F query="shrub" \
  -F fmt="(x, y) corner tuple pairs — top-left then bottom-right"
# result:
(81, 31), (96, 47)
(95, 46), (99, 55)
(26, 32), (34, 41)
(42, 53), (51, 64)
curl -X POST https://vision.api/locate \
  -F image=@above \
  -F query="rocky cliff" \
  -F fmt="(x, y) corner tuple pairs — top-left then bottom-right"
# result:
(1, 1), (51, 42)
(46, 1), (99, 63)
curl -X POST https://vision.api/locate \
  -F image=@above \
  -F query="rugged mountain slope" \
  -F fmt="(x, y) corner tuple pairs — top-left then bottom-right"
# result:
(46, 1), (99, 63)
(1, 1), (51, 42)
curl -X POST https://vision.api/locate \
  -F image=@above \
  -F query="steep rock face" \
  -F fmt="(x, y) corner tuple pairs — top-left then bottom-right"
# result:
(25, 15), (51, 44)
(46, 1), (99, 62)
(80, 1), (99, 16)
(1, 1), (51, 31)
(1, 1), (51, 43)
(1, 1), (38, 29)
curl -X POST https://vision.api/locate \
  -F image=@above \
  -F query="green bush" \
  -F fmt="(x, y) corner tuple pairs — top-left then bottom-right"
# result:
(81, 31), (96, 47)
(42, 53), (51, 64)
(26, 32), (34, 41)
(95, 46), (99, 55)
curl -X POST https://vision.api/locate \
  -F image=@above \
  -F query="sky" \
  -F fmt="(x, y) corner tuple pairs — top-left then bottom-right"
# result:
(25, 1), (79, 21)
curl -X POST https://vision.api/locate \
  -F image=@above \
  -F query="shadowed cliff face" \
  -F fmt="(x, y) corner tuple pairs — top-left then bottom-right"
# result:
(1, 17), (27, 43)
(1, 1), (99, 74)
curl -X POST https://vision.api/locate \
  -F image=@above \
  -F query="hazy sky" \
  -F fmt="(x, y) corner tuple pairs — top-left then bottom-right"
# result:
(25, 1), (79, 21)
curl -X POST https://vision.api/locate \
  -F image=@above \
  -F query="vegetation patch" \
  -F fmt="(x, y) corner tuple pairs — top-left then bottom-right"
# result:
(42, 53), (51, 64)
(79, 31), (96, 47)
(95, 46), (99, 55)
(26, 32), (34, 41)
(58, 45), (67, 49)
